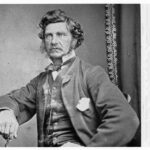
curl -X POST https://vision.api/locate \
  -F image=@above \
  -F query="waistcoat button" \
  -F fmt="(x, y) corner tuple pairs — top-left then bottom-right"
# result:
(54, 122), (58, 126)
(53, 137), (58, 144)
(52, 87), (56, 90)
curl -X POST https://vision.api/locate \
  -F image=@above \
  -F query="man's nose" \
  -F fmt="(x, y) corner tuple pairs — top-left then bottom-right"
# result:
(51, 35), (58, 44)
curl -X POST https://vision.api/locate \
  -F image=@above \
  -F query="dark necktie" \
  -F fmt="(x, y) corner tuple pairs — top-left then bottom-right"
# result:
(45, 57), (76, 72)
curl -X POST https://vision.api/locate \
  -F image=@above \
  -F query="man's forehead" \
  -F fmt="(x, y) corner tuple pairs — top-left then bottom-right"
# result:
(45, 22), (69, 33)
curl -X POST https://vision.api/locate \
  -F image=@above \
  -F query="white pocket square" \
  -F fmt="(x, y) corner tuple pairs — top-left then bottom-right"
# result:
(76, 97), (90, 112)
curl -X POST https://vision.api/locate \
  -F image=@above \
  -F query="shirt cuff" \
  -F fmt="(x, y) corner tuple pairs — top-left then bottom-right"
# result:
(0, 107), (14, 112)
(0, 95), (20, 117)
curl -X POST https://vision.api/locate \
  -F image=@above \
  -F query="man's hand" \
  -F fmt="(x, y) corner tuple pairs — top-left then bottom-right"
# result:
(0, 110), (19, 140)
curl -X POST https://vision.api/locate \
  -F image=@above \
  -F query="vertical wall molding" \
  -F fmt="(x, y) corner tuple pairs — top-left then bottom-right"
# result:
(105, 4), (119, 86)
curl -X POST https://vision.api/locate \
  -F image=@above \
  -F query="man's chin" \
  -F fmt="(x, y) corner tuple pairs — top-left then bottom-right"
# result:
(49, 54), (63, 59)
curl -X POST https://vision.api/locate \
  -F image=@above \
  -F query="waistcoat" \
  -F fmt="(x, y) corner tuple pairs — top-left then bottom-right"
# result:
(43, 59), (81, 147)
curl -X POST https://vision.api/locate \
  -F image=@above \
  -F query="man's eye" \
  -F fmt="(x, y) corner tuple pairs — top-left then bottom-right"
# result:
(45, 34), (52, 39)
(57, 33), (66, 37)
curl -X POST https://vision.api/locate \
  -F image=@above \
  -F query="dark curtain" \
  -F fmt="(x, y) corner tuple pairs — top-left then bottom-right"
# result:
(105, 4), (141, 146)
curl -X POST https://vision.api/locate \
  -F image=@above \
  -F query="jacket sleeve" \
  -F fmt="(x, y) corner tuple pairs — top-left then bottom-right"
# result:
(0, 75), (40, 124)
(86, 66), (139, 146)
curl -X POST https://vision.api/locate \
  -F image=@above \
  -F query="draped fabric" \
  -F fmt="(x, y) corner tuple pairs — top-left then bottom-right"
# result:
(105, 4), (141, 146)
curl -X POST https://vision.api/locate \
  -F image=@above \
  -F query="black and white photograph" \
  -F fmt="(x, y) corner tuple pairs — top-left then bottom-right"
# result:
(0, 4), (141, 147)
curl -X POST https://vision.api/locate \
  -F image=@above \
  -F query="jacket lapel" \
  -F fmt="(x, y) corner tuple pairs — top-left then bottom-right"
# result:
(61, 57), (80, 116)
(61, 57), (92, 145)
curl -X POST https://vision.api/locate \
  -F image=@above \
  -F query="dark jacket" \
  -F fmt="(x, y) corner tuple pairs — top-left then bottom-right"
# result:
(0, 57), (139, 146)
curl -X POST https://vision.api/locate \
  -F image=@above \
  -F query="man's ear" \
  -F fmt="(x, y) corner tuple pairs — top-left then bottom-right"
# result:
(71, 39), (77, 49)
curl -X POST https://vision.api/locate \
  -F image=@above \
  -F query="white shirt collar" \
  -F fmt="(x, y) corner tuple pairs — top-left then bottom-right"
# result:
(45, 50), (76, 71)
(62, 50), (76, 64)
(48, 50), (76, 65)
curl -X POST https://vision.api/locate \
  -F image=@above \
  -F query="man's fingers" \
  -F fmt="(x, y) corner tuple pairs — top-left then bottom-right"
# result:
(0, 110), (19, 140)
(14, 123), (18, 138)
(5, 122), (18, 139)
(9, 124), (16, 139)
(1, 123), (5, 133)
(9, 123), (14, 134)
(0, 122), (18, 140)
(4, 123), (11, 135)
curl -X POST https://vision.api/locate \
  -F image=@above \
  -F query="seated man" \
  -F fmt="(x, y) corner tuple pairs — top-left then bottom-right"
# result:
(0, 9), (139, 147)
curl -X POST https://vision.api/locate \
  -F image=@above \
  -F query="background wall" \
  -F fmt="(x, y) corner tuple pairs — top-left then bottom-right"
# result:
(119, 5), (141, 146)
(0, 4), (107, 146)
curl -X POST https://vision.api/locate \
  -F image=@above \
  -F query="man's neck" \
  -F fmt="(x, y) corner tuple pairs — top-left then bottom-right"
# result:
(51, 57), (62, 66)
(50, 50), (75, 66)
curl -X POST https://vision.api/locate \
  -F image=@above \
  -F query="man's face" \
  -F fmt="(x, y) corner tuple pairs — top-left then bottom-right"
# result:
(44, 22), (74, 59)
